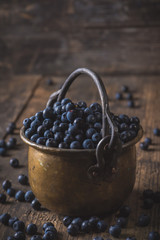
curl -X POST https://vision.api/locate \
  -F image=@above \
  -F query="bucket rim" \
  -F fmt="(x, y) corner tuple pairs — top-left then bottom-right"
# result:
(20, 126), (143, 153)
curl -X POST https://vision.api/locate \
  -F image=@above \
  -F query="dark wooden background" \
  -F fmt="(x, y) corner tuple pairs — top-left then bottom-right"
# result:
(0, 1), (160, 240)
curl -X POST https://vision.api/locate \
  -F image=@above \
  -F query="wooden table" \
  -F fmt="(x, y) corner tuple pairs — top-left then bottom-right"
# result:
(0, 1), (160, 240)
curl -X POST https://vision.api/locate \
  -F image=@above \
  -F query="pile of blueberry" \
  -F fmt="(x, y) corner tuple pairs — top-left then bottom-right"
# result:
(0, 212), (57, 240)
(23, 98), (141, 149)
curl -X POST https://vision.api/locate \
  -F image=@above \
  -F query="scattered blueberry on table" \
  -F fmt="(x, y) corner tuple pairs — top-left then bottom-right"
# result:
(10, 158), (19, 168)
(109, 224), (121, 238)
(0, 193), (6, 203)
(137, 214), (150, 227)
(153, 128), (160, 136)
(148, 231), (160, 240)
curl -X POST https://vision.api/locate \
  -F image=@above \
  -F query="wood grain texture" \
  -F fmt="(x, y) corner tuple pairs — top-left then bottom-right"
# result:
(0, 74), (160, 239)
(0, 1), (160, 75)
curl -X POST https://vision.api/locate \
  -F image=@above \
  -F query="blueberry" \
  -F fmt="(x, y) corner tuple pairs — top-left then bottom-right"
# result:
(13, 220), (25, 231)
(129, 123), (139, 132)
(9, 217), (19, 227)
(30, 116), (36, 122)
(0, 213), (11, 225)
(46, 79), (53, 86)
(44, 130), (54, 138)
(0, 193), (6, 203)
(90, 103), (102, 112)
(54, 132), (64, 143)
(94, 112), (102, 122)
(9, 158), (19, 168)
(59, 123), (68, 131)
(119, 123), (129, 132)
(61, 98), (71, 105)
(73, 117), (84, 128)
(2, 180), (11, 190)
(42, 231), (57, 240)
(7, 137), (17, 149)
(89, 216), (100, 230)
(140, 142), (148, 150)
(81, 220), (91, 233)
(64, 135), (74, 144)
(96, 220), (107, 232)
(31, 199), (41, 210)
(7, 188), (16, 197)
(14, 231), (25, 240)
(86, 128), (96, 139)
(53, 120), (61, 126)
(31, 235), (42, 240)
(65, 102), (75, 111)
(30, 134), (39, 142)
(46, 138), (58, 148)
(63, 216), (72, 227)
(25, 128), (34, 139)
(26, 223), (37, 235)
(119, 114), (130, 124)
(84, 107), (93, 116)
(127, 100), (135, 108)
(118, 205), (131, 217)
(143, 189), (154, 199)
(153, 128), (160, 136)
(24, 191), (35, 203)
(94, 122), (102, 132)
(0, 139), (6, 148)
(7, 236), (15, 240)
(137, 214), (150, 227)
(53, 102), (61, 109)
(142, 198), (154, 209)
(0, 147), (6, 156)
(15, 190), (25, 202)
(18, 174), (28, 185)
(72, 217), (83, 227)
(75, 134), (84, 143)
(70, 141), (81, 149)
(92, 133), (101, 144)
(43, 222), (54, 231)
(121, 85), (129, 92)
(45, 226), (57, 235)
(153, 191), (160, 203)
(116, 217), (127, 228)
(58, 142), (69, 149)
(54, 106), (62, 115)
(93, 237), (104, 240)
(126, 93), (133, 100)
(61, 112), (68, 123)
(66, 110), (77, 122)
(109, 225), (121, 238)
(30, 119), (41, 131)
(144, 137), (152, 145)
(37, 125), (46, 137)
(130, 116), (140, 124)
(36, 137), (47, 146)
(6, 125), (14, 134)
(115, 92), (123, 100)
(83, 139), (94, 149)
(43, 107), (54, 119)
(8, 122), (16, 129)
(86, 114), (96, 124)
(43, 119), (53, 129)
(68, 125), (78, 136)
(67, 224), (78, 236)
(126, 237), (136, 240)
(35, 111), (44, 121)
(148, 231), (160, 240)
(52, 125), (61, 133)
(120, 131), (130, 143)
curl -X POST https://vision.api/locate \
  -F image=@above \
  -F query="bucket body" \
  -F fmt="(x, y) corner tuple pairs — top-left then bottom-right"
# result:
(28, 143), (136, 216)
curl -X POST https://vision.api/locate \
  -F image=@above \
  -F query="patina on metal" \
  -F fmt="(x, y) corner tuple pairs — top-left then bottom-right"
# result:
(20, 68), (143, 216)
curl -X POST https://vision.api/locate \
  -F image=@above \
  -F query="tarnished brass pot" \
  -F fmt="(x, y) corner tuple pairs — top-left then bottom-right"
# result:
(20, 68), (143, 216)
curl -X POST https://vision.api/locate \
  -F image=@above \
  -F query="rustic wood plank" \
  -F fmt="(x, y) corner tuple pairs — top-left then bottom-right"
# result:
(0, 74), (41, 138)
(0, 74), (160, 239)
(2, 26), (160, 75)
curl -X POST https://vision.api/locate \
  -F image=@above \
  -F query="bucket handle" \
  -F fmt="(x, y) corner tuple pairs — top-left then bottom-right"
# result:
(47, 68), (122, 181)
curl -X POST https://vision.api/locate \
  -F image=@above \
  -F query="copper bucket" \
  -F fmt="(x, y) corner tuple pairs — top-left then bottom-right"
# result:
(20, 68), (143, 216)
